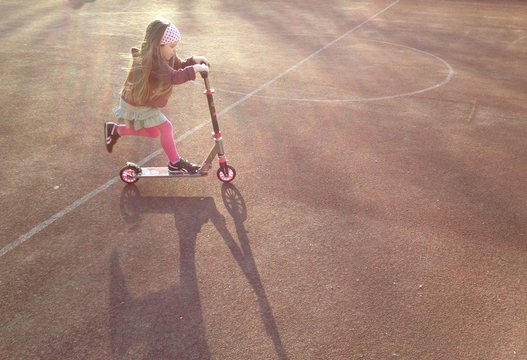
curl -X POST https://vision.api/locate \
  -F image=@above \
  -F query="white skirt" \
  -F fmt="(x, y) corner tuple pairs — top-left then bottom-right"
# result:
(113, 97), (167, 130)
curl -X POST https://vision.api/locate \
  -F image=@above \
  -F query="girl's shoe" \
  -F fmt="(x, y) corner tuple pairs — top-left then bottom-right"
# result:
(168, 158), (200, 173)
(105, 122), (120, 153)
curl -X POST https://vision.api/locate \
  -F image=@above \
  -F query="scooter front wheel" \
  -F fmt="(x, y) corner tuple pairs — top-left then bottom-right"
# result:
(217, 165), (236, 183)
(120, 165), (140, 184)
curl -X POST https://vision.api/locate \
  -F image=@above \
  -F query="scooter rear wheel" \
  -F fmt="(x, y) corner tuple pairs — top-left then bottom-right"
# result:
(217, 165), (236, 183)
(120, 165), (140, 184)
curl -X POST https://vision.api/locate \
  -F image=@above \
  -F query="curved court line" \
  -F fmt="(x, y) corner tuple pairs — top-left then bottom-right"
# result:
(214, 39), (454, 103)
(1, 0), (401, 258)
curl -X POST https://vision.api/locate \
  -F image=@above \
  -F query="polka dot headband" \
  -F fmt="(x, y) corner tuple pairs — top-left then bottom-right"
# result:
(160, 23), (181, 45)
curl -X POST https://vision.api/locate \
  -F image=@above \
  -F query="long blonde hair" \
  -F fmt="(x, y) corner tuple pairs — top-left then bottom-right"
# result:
(122, 18), (181, 105)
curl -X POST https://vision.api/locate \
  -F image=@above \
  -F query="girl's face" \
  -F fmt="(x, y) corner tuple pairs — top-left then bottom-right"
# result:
(160, 41), (178, 61)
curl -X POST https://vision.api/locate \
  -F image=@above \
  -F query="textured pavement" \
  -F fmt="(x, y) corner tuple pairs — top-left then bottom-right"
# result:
(1, 1), (526, 359)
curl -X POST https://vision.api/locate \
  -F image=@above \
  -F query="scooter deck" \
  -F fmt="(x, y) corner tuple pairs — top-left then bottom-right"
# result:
(135, 167), (205, 178)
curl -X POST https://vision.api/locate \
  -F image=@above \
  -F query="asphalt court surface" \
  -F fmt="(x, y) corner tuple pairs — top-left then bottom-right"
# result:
(1, 0), (526, 359)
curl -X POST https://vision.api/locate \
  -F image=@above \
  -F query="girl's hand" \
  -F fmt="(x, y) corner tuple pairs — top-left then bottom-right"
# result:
(193, 64), (209, 74)
(193, 56), (210, 66)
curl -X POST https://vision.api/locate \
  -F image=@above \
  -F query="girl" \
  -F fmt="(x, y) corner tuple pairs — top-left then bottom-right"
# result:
(105, 18), (209, 173)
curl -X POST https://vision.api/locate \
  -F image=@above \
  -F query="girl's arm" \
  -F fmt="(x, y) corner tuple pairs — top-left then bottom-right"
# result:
(152, 60), (196, 85)
(177, 55), (209, 68)
(180, 56), (196, 68)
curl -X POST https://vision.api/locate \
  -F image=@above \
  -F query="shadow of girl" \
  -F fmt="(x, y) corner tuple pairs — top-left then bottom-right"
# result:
(110, 184), (288, 359)
(110, 191), (216, 359)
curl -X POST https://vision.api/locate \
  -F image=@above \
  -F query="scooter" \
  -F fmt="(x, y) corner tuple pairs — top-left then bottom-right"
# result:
(119, 72), (236, 184)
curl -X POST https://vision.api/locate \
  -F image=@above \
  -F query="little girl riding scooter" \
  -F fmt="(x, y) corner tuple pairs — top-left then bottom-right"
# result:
(105, 18), (209, 173)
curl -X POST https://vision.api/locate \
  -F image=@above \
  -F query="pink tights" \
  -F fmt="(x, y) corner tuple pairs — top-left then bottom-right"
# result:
(116, 120), (180, 163)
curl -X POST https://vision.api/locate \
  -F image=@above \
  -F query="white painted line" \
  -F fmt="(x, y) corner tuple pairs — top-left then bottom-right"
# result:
(0, 180), (118, 258)
(215, 39), (454, 103)
(0, 0), (401, 258)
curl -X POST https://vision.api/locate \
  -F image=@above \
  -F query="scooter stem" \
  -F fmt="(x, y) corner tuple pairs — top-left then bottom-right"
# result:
(201, 72), (211, 91)
(201, 72), (220, 135)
